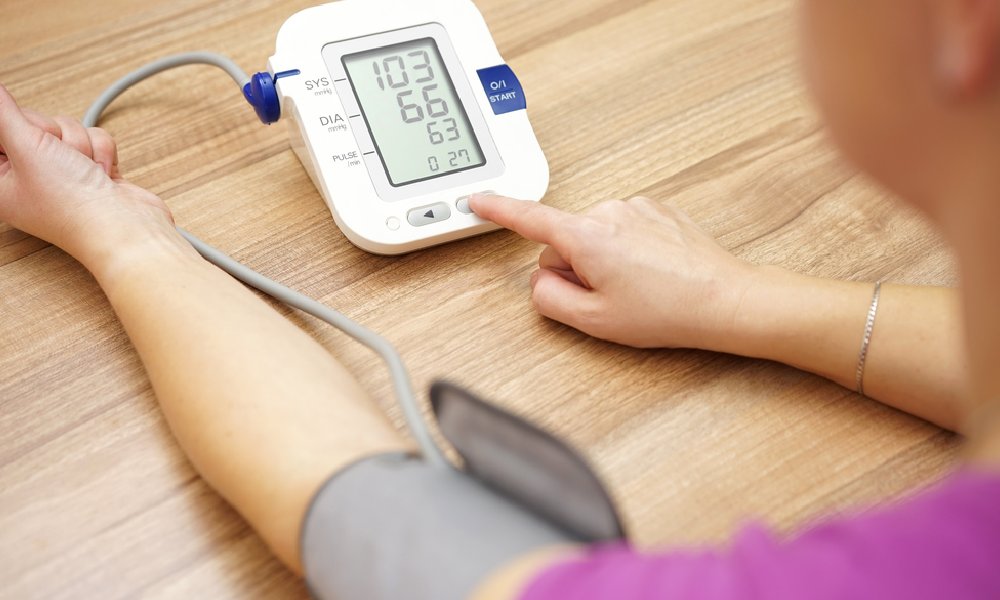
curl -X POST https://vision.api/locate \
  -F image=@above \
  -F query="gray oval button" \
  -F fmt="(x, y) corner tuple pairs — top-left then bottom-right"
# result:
(407, 203), (451, 227)
(457, 191), (494, 215)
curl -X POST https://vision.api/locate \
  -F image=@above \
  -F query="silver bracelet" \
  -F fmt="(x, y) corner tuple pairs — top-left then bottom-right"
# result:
(855, 281), (883, 396)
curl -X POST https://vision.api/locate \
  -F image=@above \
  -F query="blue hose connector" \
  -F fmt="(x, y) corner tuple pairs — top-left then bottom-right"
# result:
(243, 69), (301, 125)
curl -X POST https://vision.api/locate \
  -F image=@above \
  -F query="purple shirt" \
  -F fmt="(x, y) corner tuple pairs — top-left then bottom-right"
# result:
(520, 469), (1000, 600)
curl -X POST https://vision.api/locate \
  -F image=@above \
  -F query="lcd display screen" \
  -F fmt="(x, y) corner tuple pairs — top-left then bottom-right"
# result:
(343, 38), (486, 186)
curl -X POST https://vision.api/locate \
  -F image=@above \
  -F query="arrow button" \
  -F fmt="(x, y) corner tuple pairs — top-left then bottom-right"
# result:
(407, 202), (452, 227)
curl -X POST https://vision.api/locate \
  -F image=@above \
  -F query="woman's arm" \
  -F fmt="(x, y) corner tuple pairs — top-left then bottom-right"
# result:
(0, 87), (577, 599)
(92, 232), (411, 572)
(471, 194), (968, 432)
(0, 85), (410, 572)
(730, 270), (966, 428)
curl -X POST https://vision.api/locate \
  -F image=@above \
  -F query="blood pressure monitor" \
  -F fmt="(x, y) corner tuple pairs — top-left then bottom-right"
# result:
(269, 0), (549, 254)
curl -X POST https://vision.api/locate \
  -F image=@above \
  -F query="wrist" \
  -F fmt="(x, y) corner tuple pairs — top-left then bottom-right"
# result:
(713, 264), (806, 359)
(724, 267), (876, 388)
(78, 218), (201, 290)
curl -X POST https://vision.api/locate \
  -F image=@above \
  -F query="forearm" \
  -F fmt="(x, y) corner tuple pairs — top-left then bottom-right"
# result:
(87, 226), (409, 571)
(721, 266), (968, 431)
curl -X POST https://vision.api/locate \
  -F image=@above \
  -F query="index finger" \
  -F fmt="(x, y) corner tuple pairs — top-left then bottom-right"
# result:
(470, 193), (574, 250)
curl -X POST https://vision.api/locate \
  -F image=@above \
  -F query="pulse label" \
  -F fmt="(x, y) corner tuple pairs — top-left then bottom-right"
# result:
(332, 151), (361, 168)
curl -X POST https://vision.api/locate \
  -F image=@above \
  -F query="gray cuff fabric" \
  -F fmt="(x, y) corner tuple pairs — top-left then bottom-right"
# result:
(301, 452), (574, 600)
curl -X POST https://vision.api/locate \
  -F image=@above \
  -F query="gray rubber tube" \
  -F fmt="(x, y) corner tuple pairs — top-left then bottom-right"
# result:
(83, 52), (447, 467)
(84, 52), (251, 128)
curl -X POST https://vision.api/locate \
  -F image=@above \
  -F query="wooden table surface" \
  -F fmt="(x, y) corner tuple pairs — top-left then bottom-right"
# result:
(0, 0), (961, 597)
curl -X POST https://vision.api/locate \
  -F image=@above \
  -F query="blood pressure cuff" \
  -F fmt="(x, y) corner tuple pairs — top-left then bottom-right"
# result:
(300, 382), (626, 600)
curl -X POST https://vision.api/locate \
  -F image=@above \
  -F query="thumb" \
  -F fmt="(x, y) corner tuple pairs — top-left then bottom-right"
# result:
(530, 268), (600, 332)
(0, 84), (43, 162)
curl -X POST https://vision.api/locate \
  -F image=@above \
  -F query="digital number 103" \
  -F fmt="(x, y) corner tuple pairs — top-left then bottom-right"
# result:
(370, 51), (450, 127)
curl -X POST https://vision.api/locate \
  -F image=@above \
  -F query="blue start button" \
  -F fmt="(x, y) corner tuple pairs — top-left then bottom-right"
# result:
(476, 64), (527, 115)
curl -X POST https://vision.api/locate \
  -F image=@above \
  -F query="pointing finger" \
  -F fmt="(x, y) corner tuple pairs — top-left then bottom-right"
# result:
(470, 193), (575, 252)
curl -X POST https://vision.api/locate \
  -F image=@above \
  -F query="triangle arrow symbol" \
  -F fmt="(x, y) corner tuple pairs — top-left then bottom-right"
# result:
(424, 210), (435, 219)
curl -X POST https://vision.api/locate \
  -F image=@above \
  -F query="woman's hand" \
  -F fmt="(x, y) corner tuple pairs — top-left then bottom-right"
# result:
(473, 194), (973, 432)
(0, 84), (179, 274)
(470, 193), (762, 350)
